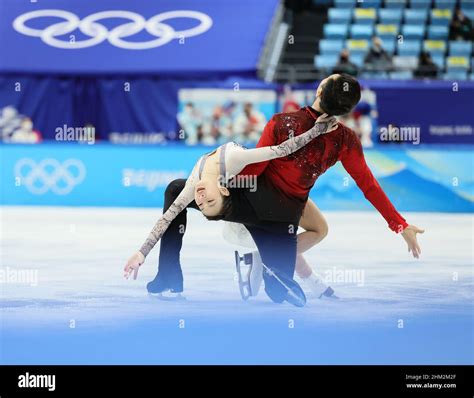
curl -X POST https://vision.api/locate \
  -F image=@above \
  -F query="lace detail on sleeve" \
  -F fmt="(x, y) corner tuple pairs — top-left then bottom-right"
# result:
(225, 120), (332, 176)
(138, 158), (201, 257)
(268, 121), (330, 158)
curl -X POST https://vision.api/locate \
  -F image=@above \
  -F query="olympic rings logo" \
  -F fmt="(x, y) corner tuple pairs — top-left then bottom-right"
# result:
(12, 9), (213, 49)
(15, 158), (86, 195)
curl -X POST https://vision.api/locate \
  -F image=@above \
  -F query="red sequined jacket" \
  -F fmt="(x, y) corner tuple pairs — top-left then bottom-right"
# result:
(240, 106), (408, 233)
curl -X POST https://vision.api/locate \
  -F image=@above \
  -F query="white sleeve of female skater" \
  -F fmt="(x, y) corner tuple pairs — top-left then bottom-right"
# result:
(225, 119), (335, 176)
(138, 159), (201, 258)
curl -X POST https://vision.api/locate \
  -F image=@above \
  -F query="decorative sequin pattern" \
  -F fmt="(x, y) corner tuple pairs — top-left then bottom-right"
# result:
(271, 112), (345, 189)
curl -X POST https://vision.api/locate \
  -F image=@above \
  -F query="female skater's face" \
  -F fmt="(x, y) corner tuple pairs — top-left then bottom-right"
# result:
(194, 180), (229, 217)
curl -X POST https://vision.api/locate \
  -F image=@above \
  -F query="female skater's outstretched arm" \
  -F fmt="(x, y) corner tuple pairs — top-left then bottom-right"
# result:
(124, 114), (337, 279)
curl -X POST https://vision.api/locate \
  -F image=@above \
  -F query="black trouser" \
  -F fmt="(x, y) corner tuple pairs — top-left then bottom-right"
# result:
(151, 179), (298, 302)
(244, 225), (297, 303)
(150, 179), (198, 292)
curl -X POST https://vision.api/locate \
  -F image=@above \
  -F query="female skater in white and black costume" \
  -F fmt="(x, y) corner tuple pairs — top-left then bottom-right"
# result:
(125, 114), (338, 305)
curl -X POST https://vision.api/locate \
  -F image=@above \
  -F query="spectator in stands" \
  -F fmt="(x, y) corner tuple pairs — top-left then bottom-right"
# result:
(177, 102), (203, 145)
(364, 37), (392, 72)
(202, 105), (233, 145)
(449, 8), (474, 41)
(10, 117), (42, 143)
(283, 100), (300, 113)
(333, 49), (359, 77)
(414, 52), (439, 79)
(0, 106), (20, 141)
(281, 84), (301, 113)
(233, 102), (266, 143)
(222, 101), (237, 122)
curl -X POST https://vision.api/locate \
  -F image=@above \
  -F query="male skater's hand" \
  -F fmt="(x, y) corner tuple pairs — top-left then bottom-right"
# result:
(401, 225), (425, 259)
(315, 113), (339, 135)
(124, 251), (145, 280)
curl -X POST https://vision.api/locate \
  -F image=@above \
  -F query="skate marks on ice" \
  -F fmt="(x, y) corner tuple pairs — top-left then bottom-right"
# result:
(0, 207), (472, 327)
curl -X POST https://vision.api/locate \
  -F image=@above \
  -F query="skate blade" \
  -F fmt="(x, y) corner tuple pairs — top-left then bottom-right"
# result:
(148, 292), (186, 301)
(285, 289), (306, 307)
(235, 251), (251, 301)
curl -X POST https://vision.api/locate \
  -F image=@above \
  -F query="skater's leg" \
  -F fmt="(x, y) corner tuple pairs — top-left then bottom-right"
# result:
(246, 225), (300, 303)
(147, 179), (198, 293)
(296, 200), (335, 298)
(296, 199), (328, 278)
(240, 200), (331, 299)
(297, 199), (328, 255)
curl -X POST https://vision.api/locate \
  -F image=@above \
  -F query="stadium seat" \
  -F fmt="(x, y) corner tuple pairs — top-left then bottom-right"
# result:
(446, 56), (470, 70)
(346, 39), (370, 55)
(314, 54), (339, 69)
(404, 9), (428, 24)
(427, 25), (449, 39)
(334, 0), (357, 8)
(449, 41), (472, 56)
(389, 70), (414, 79)
(379, 8), (403, 24)
(463, 10), (474, 20)
(328, 8), (352, 24)
(319, 39), (345, 55)
(430, 9), (452, 26)
(354, 8), (377, 24)
(381, 38), (397, 53)
(385, 0), (407, 9)
(423, 40), (447, 55)
(410, 0), (432, 9)
(324, 24), (349, 39)
(398, 40), (422, 56)
(376, 24), (400, 40)
(431, 53), (446, 68)
(319, 39), (344, 55)
(402, 24), (426, 39)
(350, 24), (374, 39)
(434, 0), (456, 10)
(443, 70), (469, 80)
(350, 53), (366, 67)
(460, 0), (474, 9)
(360, 0), (383, 8)
(392, 55), (419, 70)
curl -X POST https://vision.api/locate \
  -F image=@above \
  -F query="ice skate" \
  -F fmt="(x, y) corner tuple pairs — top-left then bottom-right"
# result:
(302, 271), (338, 299)
(147, 273), (184, 300)
(234, 250), (263, 300)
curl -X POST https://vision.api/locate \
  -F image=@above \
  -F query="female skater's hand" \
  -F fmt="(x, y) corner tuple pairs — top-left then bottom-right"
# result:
(315, 113), (338, 135)
(124, 251), (145, 280)
(401, 225), (425, 259)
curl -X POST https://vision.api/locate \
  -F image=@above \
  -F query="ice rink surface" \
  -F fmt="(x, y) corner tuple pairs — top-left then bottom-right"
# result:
(1, 206), (472, 364)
